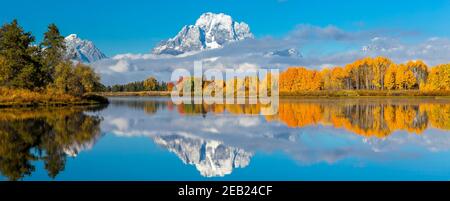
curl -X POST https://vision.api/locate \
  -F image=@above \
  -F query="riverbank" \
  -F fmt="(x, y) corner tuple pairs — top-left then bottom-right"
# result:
(0, 87), (109, 108)
(279, 90), (450, 97)
(96, 91), (171, 97)
(96, 90), (450, 98)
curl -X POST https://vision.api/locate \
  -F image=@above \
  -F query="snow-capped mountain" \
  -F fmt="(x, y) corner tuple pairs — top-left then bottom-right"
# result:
(361, 37), (403, 53)
(152, 12), (254, 55)
(265, 48), (302, 57)
(63, 137), (97, 157)
(65, 34), (107, 63)
(153, 134), (252, 177)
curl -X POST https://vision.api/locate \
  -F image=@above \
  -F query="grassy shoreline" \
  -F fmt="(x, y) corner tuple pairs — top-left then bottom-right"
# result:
(0, 87), (109, 108)
(96, 91), (172, 97)
(2, 88), (450, 108)
(96, 90), (450, 98)
(279, 90), (450, 97)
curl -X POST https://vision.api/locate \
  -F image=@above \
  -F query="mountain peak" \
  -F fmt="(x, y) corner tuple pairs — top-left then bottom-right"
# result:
(152, 12), (253, 55)
(265, 48), (303, 57)
(64, 34), (107, 63)
(65, 34), (78, 40)
(153, 134), (252, 177)
(195, 12), (232, 28)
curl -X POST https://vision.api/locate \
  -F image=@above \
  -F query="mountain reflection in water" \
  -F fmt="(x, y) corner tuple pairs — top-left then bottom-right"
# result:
(1, 97), (449, 180)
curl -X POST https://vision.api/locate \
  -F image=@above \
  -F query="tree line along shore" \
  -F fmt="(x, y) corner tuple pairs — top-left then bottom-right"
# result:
(97, 90), (450, 98)
(101, 56), (449, 98)
(101, 59), (450, 98)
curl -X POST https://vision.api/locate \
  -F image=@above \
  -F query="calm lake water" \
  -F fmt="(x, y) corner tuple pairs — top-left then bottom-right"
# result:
(1, 97), (450, 181)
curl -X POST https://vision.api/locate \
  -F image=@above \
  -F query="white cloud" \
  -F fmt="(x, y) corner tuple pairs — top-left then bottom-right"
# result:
(238, 117), (260, 127)
(110, 117), (129, 131)
(318, 64), (335, 69)
(362, 36), (450, 65)
(237, 63), (259, 71)
(109, 60), (130, 73)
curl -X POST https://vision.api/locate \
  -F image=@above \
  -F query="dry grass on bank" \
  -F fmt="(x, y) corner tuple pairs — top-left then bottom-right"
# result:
(279, 90), (450, 97)
(96, 91), (171, 97)
(96, 89), (450, 98)
(0, 87), (108, 107)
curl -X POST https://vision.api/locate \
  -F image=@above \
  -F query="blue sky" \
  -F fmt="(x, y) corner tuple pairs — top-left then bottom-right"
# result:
(2, 0), (450, 56)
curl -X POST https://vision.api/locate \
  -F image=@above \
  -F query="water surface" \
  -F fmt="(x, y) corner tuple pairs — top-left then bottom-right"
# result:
(1, 97), (450, 180)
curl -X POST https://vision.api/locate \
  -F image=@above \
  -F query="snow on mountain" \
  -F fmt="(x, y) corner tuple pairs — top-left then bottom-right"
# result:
(63, 128), (102, 157)
(361, 37), (403, 53)
(65, 34), (107, 63)
(63, 138), (96, 157)
(265, 48), (302, 57)
(152, 12), (254, 55)
(153, 134), (252, 177)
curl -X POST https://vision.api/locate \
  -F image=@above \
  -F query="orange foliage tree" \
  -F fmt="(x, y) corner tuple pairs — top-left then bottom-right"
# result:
(278, 57), (448, 92)
(280, 67), (322, 92)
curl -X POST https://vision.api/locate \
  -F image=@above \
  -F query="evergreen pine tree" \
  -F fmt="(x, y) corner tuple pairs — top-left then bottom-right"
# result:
(41, 23), (66, 86)
(0, 19), (41, 89)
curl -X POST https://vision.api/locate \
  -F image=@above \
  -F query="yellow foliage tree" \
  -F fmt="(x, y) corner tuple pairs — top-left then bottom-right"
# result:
(406, 60), (428, 89)
(280, 67), (322, 92)
(384, 64), (397, 90)
(277, 58), (443, 93)
(395, 64), (416, 89)
(422, 64), (450, 91)
(372, 56), (393, 89)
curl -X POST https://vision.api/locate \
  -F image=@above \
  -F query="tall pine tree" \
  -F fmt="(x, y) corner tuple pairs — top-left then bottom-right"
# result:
(41, 23), (66, 86)
(0, 19), (41, 89)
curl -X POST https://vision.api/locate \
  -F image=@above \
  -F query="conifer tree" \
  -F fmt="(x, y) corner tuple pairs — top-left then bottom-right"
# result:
(0, 20), (41, 89)
(41, 23), (66, 86)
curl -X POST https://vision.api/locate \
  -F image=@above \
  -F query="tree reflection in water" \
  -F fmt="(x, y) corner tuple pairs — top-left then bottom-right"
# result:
(125, 98), (449, 137)
(0, 105), (105, 181)
(269, 99), (450, 137)
(106, 97), (450, 178)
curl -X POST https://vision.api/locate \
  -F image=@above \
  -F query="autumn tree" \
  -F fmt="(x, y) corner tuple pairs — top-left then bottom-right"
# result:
(360, 58), (374, 89)
(346, 62), (361, 90)
(280, 67), (322, 92)
(322, 67), (350, 90)
(321, 68), (332, 90)
(372, 56), (393, 90)
(279, 68), (299, 92)
(384, 64), (397, 90)
(406, 60), (428, 89)
(395, 64), (416, 89)
(332, 67), (350, 90)
(346, 58), (374, 90)
(422, 64), (450, 91)
(143, 76), (158, 91)
(167, 82), (175, 91)
(53, 61), (83, 96)
(74, 63), (101, 93)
